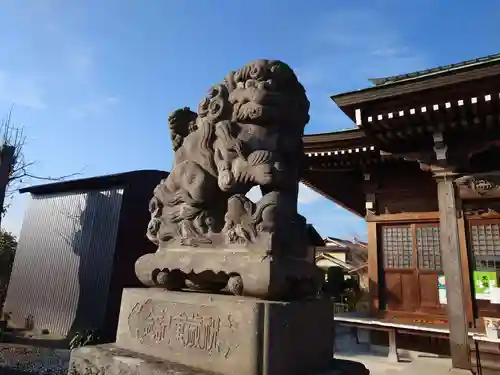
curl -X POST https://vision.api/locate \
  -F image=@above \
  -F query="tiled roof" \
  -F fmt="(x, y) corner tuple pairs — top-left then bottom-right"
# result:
(308, 224), (325, 246)
(315, 252), (355, 271)
(319, 237), (368, 268)
(368, 53), (500, 86)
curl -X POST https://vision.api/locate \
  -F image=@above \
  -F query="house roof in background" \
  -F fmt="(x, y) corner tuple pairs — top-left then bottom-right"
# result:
(317, 236), (368, 268)
(307, 224), (325, 246)
(20, 170), (169, 195)
(324, 236), (367, 248)
(316, 252), (355, 271)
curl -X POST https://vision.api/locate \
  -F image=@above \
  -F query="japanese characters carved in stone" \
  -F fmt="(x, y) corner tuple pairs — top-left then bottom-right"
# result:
(135, 59), (323, 299)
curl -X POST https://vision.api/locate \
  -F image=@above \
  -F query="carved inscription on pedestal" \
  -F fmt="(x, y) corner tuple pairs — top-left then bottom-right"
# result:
(127, 299), (235, 358)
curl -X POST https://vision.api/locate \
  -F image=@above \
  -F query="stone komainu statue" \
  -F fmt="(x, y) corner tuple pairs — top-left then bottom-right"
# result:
(135, 59), (323, 300)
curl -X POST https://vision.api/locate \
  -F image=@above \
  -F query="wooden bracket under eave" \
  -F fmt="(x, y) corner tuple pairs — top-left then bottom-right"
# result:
(365, 194), (376, 216)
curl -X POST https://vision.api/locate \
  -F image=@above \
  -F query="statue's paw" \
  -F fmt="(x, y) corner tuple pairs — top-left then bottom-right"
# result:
(249, 164), (274, 186)
(227, 274), (244, 296)
(218, 170), (234, 191)
(167, 211), (182, 223)
(257, 172), (274, 186)
(252, 169), (274, 186)
(153, 269), (186, 291)
(166, 193), (183, 205)
(147, 218), (161, 236)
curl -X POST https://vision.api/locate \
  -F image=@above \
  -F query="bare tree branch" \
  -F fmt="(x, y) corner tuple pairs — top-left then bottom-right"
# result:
(1, 107), (85, 216)
(13, 171), (84, 182)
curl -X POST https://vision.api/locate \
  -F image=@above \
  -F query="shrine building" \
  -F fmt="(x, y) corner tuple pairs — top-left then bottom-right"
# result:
(301, 53), (500, 373)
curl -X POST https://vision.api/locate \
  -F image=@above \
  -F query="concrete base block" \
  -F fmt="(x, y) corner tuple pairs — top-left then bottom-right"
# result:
(69, 288), (337, 375)
(68, 345), (369, 375)
(68, 344), (209, 375)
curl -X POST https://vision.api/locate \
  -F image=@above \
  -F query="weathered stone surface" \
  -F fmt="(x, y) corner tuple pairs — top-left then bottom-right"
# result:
(135, 247), (323, 300)
(137, 59), (321, 299)
(112, 288), (334, 375)
(68, 344), (213, 375)
(146, 59), (310, 248)
(68, 346), (367, 375)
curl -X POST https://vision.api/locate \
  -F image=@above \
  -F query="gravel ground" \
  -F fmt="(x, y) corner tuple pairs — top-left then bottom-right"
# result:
(0, 344), (70, 375)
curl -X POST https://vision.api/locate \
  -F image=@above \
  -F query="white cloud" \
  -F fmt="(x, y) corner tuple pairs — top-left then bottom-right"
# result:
(66, 46), (94, 81)
(0, 4), (106, 112)
(370, 47), (410, 58)
(0, 71), (46, 109)
(295, 65), (327, 89)
(298, 184), (321, 204)
(314, 8), (403, 52)
(300, 7), (428, 92)
(296, 7), (429, 134)
(245, 183), (321, 205)
(69, 95), (119, 120)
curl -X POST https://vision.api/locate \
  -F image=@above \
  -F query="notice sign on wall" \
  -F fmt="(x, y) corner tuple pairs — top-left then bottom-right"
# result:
(490, 287), (500, 304)
(473, 271), (498, 300)
(437, 275), (447, 304)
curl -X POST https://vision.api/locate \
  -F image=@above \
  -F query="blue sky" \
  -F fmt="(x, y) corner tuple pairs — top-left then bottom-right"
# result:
(0, 0), (499, 241)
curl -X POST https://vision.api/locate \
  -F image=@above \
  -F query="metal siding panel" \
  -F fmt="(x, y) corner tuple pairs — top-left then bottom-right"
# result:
(4, 188), (123, 336)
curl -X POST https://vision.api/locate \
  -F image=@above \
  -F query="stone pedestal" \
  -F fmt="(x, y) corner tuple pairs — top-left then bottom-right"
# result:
(69, 288), (335, 375)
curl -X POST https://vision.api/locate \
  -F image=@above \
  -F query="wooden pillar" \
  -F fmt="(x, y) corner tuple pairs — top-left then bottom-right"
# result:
(435, 172), (470, 369)
(367, 222), (379, 314)
(457, 214), (474, 324)
(363, 170), (380, 315)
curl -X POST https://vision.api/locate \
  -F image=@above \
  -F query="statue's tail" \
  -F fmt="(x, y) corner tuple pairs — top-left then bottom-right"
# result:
(168, 107), (198, 152)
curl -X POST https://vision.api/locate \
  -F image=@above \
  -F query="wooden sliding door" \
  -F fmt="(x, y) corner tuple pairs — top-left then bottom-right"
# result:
(381, 223), (447, 317)
(468, 219), (500, 319)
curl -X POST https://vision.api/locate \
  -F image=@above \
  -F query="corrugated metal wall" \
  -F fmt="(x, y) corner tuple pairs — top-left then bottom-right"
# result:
(4, 188), (124, 337)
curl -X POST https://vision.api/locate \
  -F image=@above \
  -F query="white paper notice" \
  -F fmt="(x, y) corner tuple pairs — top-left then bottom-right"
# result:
(490, 287), (500, 304)
(438, 275), (447, 304)
(438, 289), (447, 304)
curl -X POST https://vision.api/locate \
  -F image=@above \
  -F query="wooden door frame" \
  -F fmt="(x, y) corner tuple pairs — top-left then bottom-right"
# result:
(368, 216), (473, 325)
(413, 223), (446, 315)
(368, 214), (440, 315)
(465, 216), (500, 323)
(378, 221), (446, 318)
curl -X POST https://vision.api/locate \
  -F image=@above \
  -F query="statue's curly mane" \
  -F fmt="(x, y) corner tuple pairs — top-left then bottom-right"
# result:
(224, 59), (310, 130)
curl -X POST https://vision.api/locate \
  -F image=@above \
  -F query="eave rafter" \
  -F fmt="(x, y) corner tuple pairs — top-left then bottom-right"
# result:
(305, 145), (376, 158)
(355, 92), (500, 143)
